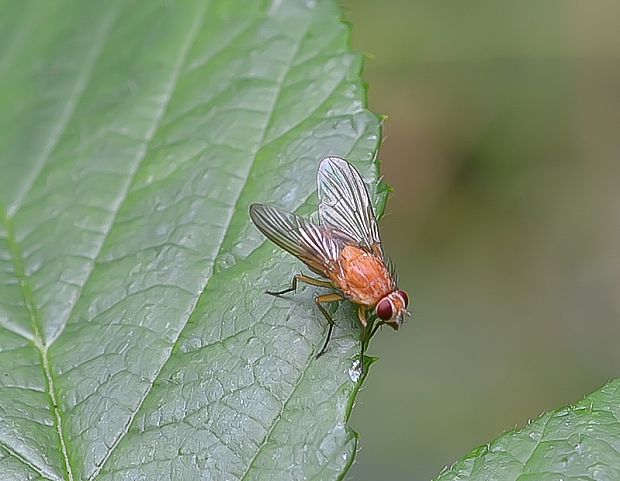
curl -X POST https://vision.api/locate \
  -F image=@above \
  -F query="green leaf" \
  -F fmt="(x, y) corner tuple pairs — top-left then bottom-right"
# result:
(0, 1), (382, 480)
(435, 380), (620, 481)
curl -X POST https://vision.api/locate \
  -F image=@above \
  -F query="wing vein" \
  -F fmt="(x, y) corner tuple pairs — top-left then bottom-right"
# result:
(317, 157), (381, 252)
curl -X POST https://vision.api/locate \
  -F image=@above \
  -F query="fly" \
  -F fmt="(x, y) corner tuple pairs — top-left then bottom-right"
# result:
(249, 157), (410, 373)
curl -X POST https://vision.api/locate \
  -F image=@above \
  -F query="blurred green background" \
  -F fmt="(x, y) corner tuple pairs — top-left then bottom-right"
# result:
(340, 1), (620, 480)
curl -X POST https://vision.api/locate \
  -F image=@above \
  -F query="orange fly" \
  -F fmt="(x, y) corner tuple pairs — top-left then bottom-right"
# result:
(249, 157), (409, 372)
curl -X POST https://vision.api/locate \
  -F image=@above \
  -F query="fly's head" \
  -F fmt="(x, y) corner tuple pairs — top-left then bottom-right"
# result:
(375, 290), (410, 329)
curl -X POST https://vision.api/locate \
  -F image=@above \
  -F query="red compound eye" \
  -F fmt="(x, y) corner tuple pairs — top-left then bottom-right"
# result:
(397, 290), (409, 307)
(376, 298), (394, 321)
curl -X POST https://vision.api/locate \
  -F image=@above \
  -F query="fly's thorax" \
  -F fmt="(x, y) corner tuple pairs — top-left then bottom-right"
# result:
(329, 244), (394, 306)
(375, 290), (409, 329)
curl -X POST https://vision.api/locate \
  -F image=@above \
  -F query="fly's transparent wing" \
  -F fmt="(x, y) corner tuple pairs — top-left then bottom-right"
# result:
(317, 157), (381, 252)
(249, 203), (341, 276)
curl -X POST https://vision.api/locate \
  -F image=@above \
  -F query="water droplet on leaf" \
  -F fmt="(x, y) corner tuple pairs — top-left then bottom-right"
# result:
(348, 360), (361, 382)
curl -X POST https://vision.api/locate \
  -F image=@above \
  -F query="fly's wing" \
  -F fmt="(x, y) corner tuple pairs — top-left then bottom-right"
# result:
(317, 157), (382, 254)
(249, 203), (341, 276)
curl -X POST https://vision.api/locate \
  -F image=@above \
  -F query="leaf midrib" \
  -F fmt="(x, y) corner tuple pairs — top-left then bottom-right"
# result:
(1, 3), (358, 480)
(1, 1), (203, 479)
(0, 5), (123, 479)
(0, 208), (72, 481)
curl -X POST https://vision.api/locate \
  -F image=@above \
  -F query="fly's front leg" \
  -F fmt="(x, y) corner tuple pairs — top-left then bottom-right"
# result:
(314, 292), (344, 359)
(358, 306), (382, 375)
(359, 308), (371, 374)
(369, 318), (385, 339)
(266, 274), (333, 296)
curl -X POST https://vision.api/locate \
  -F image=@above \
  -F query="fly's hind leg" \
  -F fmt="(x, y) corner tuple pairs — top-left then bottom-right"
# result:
(314, 293), (344, 359)
(266, 274), (333, 296)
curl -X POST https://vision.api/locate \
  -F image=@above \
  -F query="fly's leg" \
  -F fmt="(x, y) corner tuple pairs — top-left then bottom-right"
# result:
(359, 324), (370, 375)
(358, 307), (370, 374)
(266, 274), (333, 296)
(358, 305), (368, 327)
(314, 293), (344, 359)
(369, 318), (385, 339)
(266, 275), (342, 358)
(358, 307), (382, 375)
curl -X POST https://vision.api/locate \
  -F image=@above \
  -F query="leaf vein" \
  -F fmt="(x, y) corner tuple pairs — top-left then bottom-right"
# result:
(47, 3), (201, 345)
(92, 10), (318, 479)
(515, 413), (554, 480)
(0, 439), (57, 481)
(86, 2), (211, 478)
(0, 209), (74, 480)
(8, 6), (120, 217)
(238, 338), (319, 481)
